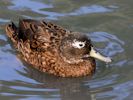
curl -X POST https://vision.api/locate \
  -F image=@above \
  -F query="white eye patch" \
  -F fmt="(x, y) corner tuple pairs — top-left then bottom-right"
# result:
(72, 39), (86, 49)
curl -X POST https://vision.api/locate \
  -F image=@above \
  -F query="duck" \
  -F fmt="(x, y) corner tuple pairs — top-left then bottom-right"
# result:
(5, 19), (112, 77)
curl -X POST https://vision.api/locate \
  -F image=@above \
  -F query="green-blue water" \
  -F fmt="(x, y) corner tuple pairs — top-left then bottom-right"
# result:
(0, 0), (133, 100)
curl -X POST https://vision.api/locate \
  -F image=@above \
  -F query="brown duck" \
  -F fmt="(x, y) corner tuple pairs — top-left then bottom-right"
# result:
(5, 19), (111, 77)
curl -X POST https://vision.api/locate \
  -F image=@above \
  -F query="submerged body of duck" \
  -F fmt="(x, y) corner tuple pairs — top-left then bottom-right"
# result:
(5, 19), (111, 77)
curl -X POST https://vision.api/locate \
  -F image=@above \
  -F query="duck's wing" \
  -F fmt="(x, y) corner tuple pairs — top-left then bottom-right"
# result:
(18, 19), (51, 52)
(19, 19), (48, 41)
(19, 19), (68, 52)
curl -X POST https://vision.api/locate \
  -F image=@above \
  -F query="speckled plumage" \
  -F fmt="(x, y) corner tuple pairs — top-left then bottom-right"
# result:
(5, 19), (96, 77)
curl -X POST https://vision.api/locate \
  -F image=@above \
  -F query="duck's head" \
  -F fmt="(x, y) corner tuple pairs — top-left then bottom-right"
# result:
(60, 32), (112, 64)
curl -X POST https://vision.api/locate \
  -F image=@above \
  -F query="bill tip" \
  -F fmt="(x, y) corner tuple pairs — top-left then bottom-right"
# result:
(105, 57), (112, 63)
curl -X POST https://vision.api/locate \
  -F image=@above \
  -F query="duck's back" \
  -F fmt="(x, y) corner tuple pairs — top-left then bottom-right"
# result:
(6, 19), (68, 49)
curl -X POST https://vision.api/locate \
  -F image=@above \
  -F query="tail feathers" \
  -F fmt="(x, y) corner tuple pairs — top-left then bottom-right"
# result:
(5, 22), (18, 43)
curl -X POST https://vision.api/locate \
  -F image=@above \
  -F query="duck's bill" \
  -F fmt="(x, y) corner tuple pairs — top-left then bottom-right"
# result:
(90, 47), (112, 63)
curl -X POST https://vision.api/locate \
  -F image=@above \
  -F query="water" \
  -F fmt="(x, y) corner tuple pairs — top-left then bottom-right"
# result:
(0, 0), (133, 100)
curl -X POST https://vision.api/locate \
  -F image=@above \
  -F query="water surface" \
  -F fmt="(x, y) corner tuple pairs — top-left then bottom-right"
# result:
(0, 0), (133, 100)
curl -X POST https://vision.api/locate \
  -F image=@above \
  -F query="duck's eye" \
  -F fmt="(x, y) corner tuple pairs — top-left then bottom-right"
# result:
(72, 39), (86, 49)
(79, 44), (83, 47)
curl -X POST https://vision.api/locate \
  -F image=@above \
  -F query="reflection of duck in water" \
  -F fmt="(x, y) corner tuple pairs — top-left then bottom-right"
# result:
(18, 66), (94, 100)
(5, 19), (111, 77)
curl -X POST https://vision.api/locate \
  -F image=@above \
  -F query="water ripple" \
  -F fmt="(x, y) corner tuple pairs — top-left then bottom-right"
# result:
(10, 86), (59, 92)
(85, 74), (118, 89)
(97, 80), (133, 100)
(8, 0), (117, 20)
(69, 5), (113, 16)
(8, 0), (53, 11)
(0, 18), (10, 23)
(0, 34), (7, 41)
(89, 32), (124, 56)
